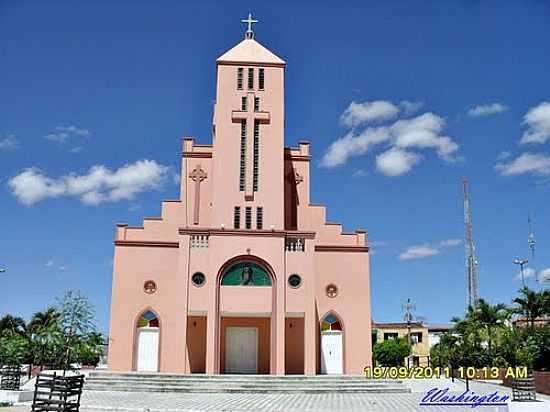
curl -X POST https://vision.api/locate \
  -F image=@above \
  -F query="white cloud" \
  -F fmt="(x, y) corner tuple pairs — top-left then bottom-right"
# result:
(322, 104), (460, 174)
(45, 125), (90, 144)
(8, 159), (169, 206)
(400, 101), (423, 114)
(520, 102), (550, 144)
(340, 100), (400, 127)
(352, 169), (368, 177)
(468, 102), (508, 117)
(399, 238), (461, 260)
(439, 238), (462, 247)
(376, 148), (421, 176)
(400, 244), (439, 260)
(45, 259), (54, 267)
(70, 146), (83, 153)
(495, 152), (550, 176)
(496, 151), (511, 161)
(0, 134), (19, 150)
(539, 268), (550, 282)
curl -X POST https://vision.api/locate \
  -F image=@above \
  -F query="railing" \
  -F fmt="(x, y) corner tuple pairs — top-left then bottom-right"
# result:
(0, 365), (20, 390)
(191, 234), (209, 248)
(285, 237), (305, 252)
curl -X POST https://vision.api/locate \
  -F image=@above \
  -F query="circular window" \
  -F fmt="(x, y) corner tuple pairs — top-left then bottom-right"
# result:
(143, 280), (157, 294)
(288, 274), (302, 288)
(326, 284), (338, 298)
(192, 272), (206, 287)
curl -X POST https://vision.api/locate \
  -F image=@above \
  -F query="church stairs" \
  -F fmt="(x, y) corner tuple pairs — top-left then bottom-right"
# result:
(85, 371), (410, 394)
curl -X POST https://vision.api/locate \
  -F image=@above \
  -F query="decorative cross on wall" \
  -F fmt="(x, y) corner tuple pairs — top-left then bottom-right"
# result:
(232, 94), (270, 200)
(189, 165), (207, 225)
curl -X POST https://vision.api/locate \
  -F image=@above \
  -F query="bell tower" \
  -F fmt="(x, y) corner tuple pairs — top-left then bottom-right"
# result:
(211, 15), (286, 230)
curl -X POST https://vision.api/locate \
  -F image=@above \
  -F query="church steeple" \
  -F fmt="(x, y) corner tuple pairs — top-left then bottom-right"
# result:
(211, 19), (286, 229)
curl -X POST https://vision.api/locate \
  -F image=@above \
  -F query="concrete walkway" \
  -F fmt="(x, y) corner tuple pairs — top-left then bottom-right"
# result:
(3, 378), (549, 412)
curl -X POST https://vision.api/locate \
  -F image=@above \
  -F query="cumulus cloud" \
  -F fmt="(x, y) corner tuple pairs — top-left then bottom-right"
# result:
(340, 100), (400, 127)
(45, 125), (90, 144)
(496, 151), (511, 161)
(495, 152), (550, 176)
(376, 148), (421, 176)
(520, 102), (550, 144)
(321, 105), (460, 173)
(352, 169), (368, 177)
(399, 238), (461, 260)
(0, 134), (19, 150)
(8, 159), (169, 206)
(468, 102), (508, 117)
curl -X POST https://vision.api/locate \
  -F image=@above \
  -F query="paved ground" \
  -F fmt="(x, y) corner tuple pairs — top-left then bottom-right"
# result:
(4, 378), (550, 412)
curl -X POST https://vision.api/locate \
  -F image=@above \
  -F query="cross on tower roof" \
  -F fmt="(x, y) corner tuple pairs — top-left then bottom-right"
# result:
(241, 13), (258, 39)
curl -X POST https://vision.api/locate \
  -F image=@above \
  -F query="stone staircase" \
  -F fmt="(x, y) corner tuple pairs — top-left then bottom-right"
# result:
(85, 371), (411, 394)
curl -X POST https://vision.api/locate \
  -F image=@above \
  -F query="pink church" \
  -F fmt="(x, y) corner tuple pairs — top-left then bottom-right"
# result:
(108, 19), (373, 376)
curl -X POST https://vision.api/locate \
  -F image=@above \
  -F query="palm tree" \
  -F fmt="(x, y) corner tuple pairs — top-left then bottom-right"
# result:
(472, 299), (510, 352)
(0, 314), (26, 337)
(27, 308), (62, 371)
(513, 287), (544, 327)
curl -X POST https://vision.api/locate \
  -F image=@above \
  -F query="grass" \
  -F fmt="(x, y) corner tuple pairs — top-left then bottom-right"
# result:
(0, 402), (13, 408)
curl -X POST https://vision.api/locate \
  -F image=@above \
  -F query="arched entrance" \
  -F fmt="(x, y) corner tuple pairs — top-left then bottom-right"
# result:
(135, 310), (160, 372)
(215, 256), (276, 374)
(320, 312), (343, 374)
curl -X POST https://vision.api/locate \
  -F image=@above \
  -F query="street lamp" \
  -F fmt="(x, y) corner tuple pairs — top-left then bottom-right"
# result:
(513, 258), (529, 288)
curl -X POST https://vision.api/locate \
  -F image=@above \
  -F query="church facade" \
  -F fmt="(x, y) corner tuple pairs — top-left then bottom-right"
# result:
(108, 21), (372, 375)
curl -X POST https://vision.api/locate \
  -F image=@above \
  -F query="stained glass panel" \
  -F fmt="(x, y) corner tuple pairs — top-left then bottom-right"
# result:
(221, 262), (272, 286)
(138, 310), (159, 328)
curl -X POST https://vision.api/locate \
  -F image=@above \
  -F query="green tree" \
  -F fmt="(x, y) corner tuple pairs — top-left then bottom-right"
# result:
(0, 315), (26, 337)
(513, 287), (544, 327)
(56, 290), (97, 369)
(471, 299), (510, 352)
(0, 333), (29, 366)
(27, 308), (63, 370)
(373, 338), (411, 367)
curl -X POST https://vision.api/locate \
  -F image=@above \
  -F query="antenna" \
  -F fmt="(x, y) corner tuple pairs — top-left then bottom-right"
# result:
(402, 298), (416, 347)
(463, 177), (479, 308)
(528, 213), (537, 286)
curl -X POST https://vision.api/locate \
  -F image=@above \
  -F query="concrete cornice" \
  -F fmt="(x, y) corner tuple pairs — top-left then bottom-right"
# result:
(114, 240), (179, 248)
(179, 227), (316, 239)
(314, 245), (369, 253)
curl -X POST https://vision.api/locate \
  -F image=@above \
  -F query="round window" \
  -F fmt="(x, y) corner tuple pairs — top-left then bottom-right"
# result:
(143, 280), (157, 294)
(192, 272), (206, 287)
(288, 274), (302, 288)
(326, 284), (338, 298)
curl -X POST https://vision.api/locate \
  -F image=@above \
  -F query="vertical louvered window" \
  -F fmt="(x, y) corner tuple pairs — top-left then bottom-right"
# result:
(234, 207), (241, 229)
(245, 207), (252, 229)
(253, 120), (259, 191)
(254, 97), (260, 112)
(237, 68), (243, 90)
(239, 120), (246, 191)
(256, 207), (263, 230)
(259, 68), (265, 90)
(248, 68), (254, 89)
(241, 96), (247, 111)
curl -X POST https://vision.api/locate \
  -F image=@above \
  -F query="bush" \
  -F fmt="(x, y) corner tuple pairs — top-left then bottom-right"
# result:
(373, 338), (411, 367)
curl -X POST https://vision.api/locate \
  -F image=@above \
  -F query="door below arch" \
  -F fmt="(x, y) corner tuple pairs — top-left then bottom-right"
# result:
(321, 331), (343, 374)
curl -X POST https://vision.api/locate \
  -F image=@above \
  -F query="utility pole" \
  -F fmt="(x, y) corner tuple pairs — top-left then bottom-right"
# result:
(463, 178), (479, 308)
(402, 298), (416, 368)
(514, 258), (529, 288)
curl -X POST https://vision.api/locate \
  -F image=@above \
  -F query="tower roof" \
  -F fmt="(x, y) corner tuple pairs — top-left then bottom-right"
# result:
(217, 38), (285, 66)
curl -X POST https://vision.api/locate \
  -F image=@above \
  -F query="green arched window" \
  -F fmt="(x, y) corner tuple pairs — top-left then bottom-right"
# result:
(221, 262), (272, 286)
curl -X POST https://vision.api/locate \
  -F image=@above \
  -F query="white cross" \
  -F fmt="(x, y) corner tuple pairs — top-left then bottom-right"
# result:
(241, 13), (258, 39)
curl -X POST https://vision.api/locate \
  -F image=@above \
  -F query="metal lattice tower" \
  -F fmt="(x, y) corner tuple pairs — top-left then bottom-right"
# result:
(463, 178), (479, 308)
(528, 213), (537, 285)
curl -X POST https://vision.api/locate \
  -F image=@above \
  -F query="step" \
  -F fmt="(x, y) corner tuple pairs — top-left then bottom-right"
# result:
(84, 372), (411, 394)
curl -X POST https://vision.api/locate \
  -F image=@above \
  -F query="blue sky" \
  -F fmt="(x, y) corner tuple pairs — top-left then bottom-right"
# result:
(1, 1), (550, 333)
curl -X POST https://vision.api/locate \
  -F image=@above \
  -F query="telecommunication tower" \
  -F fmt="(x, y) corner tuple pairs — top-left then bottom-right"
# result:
(463, 178), (479, 308)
